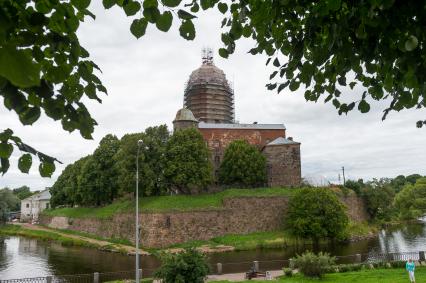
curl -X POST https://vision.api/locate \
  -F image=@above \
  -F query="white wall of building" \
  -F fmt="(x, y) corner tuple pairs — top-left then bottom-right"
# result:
(20, 190), (51, 222)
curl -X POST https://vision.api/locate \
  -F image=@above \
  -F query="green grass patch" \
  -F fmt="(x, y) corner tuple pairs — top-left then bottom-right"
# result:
(0, 224), (99, 249)
(56, 228), (133, 246)
(43, 187), (297, 219)
(211, 267), (426, 283)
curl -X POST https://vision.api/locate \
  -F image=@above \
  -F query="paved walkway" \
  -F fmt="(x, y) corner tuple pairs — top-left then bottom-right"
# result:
(207, 270), (283, 281)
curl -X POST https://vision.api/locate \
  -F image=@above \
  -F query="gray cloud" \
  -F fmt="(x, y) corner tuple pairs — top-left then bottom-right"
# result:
(1, 3), (425, 190)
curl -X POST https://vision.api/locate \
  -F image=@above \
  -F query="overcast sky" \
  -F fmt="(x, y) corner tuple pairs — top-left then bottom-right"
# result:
(1, 3), (425, 190)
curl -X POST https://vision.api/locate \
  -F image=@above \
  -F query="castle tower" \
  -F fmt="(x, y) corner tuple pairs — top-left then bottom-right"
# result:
(173, 108), (199, 131)
(184, 48), (235, 124)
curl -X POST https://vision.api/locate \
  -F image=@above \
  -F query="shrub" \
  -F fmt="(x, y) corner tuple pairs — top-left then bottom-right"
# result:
(286, 188), (349, 241)
(154, 248), (209, 283)
(283, 268), (292, 277)
(291, 251), (335, 278)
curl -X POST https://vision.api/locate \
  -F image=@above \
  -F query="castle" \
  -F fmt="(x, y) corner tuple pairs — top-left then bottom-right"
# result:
(173, 49), (301, 187)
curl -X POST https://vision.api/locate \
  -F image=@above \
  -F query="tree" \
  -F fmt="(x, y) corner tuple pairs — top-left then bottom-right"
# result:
(362, 180), (395, 220)
(286, 188), (348, 242)
(154, 248), (209, 283)
(3, 0), (425, 177)
(165, 128), (212, 194)
(12, 186), (33, 200)
(218, 140), (266, 187)
(394, 178), (426, 220)
(49, 155), (90, 207)
(344, 179), (364, 195)
(0, 188), (20, 222)
(114, 125), (170, 197)
(78, 134), (120, 206)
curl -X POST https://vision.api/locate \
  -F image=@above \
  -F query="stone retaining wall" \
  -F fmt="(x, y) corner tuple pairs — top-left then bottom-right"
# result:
(40, 195), (368, 248)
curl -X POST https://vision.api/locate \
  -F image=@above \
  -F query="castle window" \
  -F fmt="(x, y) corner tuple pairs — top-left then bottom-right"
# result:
(26, 203), (29, 208)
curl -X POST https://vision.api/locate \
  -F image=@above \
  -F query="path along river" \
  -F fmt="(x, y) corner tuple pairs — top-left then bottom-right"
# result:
(1, 217), (426, 280)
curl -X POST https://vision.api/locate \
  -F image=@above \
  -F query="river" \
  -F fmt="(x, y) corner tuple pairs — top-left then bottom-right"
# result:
(1, 217), (426, 280)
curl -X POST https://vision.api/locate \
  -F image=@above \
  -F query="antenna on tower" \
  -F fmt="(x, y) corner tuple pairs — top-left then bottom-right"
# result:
(202, 47), (213, 65)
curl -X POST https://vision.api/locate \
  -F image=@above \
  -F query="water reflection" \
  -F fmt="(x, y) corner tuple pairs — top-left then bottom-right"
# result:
(1, 218), (426, 279)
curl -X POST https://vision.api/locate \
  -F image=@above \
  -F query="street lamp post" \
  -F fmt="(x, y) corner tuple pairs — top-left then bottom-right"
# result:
(135, 140), (143, 283)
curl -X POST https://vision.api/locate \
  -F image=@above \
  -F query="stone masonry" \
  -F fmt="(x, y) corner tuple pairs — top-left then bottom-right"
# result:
(40, 195), (368, 248)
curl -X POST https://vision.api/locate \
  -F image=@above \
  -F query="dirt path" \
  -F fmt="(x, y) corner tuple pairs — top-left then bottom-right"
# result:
(14, 223), (150, 255)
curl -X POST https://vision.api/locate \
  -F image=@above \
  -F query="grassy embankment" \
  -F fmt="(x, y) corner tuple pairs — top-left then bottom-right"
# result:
(43, 188), (297, 218)
(0, 224), (99, 248)
(212, 267), (426, 283)
(38, 188), (376, 251)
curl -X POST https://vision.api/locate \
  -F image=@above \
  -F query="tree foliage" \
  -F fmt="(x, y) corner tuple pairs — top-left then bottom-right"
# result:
(3, 0), (425, 177)
(0, 188), (20, 222)
(78, 134), (120, 206)
(286, 188), (348, 241)
(1, 0), (106, 175)
(394, 178), (426, 220)
(12, 185), (33, 200)
(218, 140), (266, 187)
(114, 125), (170, 197)
(165, 128), (212, 194)
(154, 248), (209, 283)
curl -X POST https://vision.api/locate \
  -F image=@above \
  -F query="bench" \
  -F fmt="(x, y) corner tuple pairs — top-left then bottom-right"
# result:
(245, 270), (267, 280)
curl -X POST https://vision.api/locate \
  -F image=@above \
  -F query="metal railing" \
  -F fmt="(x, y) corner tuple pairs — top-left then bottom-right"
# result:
(2, 251), (425, 282)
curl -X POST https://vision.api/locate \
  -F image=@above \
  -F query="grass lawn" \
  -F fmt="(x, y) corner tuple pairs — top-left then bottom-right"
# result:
(43, 187), (297, 219)
(212, 267), (426, 282)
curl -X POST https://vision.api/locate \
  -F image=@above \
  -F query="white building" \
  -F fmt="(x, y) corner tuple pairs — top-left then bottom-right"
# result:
(20, 189), (51, 222)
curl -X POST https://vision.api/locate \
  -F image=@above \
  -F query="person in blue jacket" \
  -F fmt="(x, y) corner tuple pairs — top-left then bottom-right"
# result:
(406, 258), (416, 283)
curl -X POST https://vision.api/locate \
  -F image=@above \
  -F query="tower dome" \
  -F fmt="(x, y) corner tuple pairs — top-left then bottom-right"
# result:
(173, 108), (199, 131)
(184, 48), (235, 124)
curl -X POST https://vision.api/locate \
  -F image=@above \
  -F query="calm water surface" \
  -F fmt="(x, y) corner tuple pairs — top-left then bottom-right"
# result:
(1, 217), (426, 280)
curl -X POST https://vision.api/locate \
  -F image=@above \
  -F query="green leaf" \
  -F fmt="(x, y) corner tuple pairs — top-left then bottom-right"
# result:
(384, 74), (393, 91)
(358, 100), (370, 113)
(0, 47), (41, 88)
(163, 0), (181, 7)
(179, 20), (196, 40)
(405, 35), (418, 51)
(273, 58), (280, 67)
(218, 3), (228, 14)
(200, 0), (212, 10)
(0, 143), (13, 158)
(289, 80), (300, 91)
(124, 1), (141, 16)
(71, 0), (91, 10)
(0, 158), (10, 175)
(218, 48), (229, 58)
(143, 0), (158, 8)
(39, 161), (56, 177)
(130, 18), (148, 38)
(177, 9), (197, 20)
(18, 154), (32, 173)
(327, 0), (341, 11)
(19, 107), (41, 125)
(156, 11), (173, 32)
(278, 82), (289, 93)
(103, 0), (116, 9)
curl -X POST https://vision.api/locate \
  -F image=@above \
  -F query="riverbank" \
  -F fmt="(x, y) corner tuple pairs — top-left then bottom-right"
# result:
(0, 220), (377, 255)
(0, 224), (149, 255)
(210, 267), (426, 282)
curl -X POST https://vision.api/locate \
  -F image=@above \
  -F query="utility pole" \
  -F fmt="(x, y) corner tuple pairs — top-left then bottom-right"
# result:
(135, 140), (142, 283)
(342, 166), (346, 186)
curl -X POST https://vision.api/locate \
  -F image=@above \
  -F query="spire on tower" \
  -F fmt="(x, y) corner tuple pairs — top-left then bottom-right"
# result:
(202, 47), (213, 65)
